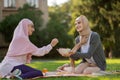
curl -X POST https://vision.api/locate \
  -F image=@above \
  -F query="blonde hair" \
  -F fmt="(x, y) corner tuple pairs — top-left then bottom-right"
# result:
(76, 15), (89, 29)
(75, 15), (91, 36)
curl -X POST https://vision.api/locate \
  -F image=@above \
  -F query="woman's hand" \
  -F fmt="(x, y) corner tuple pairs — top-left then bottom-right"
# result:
(80, 36), (88, 45)
(50, 38), (59, 47)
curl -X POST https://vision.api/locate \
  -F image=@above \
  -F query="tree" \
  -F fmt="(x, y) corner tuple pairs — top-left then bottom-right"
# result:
(0, 4), (43, 46)
(99, 1), (120, 57)
(68, 0), (120, 57)
(41, 4), (74, 58)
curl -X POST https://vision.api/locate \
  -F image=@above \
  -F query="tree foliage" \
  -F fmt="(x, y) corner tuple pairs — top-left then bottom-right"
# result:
(45, 0), (120, 57)
(0, 3), (74, 58)
(40, 5), (74, 58)
(68, 0), (120, 57)
(0, 0), (119, 58)
(0, 4), (43, 46)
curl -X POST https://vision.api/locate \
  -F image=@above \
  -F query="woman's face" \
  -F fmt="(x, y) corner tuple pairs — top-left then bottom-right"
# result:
(75, 17), (83, 32)
(28, 24), (35, 36)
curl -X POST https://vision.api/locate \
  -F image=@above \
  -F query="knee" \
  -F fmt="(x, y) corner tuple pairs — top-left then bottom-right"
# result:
(75, 69), (83, 74)
(83, 68), (91, 74)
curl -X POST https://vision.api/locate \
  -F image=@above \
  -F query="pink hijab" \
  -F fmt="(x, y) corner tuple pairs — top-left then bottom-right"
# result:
(6, 18), (38, 63)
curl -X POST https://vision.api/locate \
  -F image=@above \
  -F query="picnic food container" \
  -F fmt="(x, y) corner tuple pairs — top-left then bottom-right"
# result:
(57, 48), (71, 55)
(42, 68), (48, 73)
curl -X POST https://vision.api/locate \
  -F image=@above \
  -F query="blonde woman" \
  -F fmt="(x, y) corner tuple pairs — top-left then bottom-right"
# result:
(61, 15), (106, 74)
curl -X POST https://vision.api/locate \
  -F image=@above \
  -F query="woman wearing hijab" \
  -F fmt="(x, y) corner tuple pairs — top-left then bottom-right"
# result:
(59, 15), (106, 74)
(0, 18), (59, 79)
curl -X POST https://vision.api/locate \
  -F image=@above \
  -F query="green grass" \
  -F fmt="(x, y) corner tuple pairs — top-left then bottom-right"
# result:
(0, 59), (120, 80)
(28, 58), (120, 80)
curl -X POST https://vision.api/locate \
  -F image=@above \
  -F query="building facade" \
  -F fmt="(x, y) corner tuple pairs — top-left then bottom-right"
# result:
(0, 0), (48, 47)
(0, 0), (48, 27)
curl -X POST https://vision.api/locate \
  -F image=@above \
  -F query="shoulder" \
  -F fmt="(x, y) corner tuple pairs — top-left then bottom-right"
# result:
(91, 32), (99, 37)
(90, 31), (101, 42)
(91, 32), (100, 39)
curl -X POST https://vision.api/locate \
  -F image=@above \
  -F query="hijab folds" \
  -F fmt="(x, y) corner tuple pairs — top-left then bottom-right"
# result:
(6, 18), (38, 63)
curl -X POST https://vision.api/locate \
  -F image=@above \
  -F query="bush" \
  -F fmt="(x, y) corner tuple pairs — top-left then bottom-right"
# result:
(0, 4), (74, 58)
(0, 4), (43, 45)
(0, 4), (44, 58)
(39, 16), (74, 58)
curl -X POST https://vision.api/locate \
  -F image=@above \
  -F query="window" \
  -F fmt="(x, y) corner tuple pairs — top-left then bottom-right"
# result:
(27, 0), (39, 8)
(4, 0), (16, 7)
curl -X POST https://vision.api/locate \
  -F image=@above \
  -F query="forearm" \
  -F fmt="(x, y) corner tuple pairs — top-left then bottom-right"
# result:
(70, 42), (81, 55)
(69, 58), (75, 67)
(70, 52), (80, 60)
(32, 44), (52, 56)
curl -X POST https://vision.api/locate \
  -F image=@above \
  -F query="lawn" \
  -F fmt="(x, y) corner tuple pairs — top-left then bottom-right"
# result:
(28, 58), (120, 80)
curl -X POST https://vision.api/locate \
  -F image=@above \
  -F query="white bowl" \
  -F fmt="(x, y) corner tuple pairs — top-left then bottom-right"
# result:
(57, 48), (71, 55)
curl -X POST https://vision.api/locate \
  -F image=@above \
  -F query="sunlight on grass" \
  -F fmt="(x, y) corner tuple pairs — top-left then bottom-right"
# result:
(28, 58), (120, 71)
(27, 58), (120, 80)
(0, 59), (120, 80)
(106, 58), (120, 71)
(107, 58), (120, 64)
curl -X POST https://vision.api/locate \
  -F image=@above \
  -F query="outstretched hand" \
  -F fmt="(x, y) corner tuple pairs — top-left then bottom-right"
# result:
(50, 38), (59, 47)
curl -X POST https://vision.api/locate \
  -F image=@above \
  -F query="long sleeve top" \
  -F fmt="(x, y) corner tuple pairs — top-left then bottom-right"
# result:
(0, 44), (52, 77)
(70, 32), (106, 71)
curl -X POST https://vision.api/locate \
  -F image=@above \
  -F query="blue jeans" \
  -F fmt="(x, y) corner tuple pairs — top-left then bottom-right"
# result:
(11, 64), (43, 79)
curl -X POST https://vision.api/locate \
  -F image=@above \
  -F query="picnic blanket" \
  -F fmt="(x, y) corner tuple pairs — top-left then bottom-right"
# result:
(44, 71), (111, 77)
(1, 70), (119, 80)
(31, 70), (120, 79)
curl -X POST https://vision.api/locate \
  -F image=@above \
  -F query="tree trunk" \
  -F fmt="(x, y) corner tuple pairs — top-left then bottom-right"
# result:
(109, 47), (113, 59)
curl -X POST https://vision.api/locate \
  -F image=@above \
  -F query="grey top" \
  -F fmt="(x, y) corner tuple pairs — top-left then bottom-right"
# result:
(70, 32), (106, 71)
